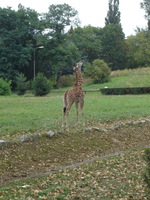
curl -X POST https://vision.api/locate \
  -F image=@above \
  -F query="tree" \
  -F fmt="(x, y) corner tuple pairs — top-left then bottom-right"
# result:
(103, 0), (127, 70)
(141, 0), (150, 30)
(126, 31), (150, 68)
(101, 24), (127, 70)
(105, 0), (121, 25)
(16, 73), (27, 95)
(43, 3), (80, 40)
(69, 26), (103, 63)
(40, 4), (81, 87)
(0, 6), (43, 85)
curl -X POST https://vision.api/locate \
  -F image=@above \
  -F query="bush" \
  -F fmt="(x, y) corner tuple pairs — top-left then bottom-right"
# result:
(84, 59), (111, 84)
(0, 78), (11, 95)
(143, 148), (150, 194)
(32, 73), (51, 96)
(16, 73), (27, 95)
(59, 75), (76, 88)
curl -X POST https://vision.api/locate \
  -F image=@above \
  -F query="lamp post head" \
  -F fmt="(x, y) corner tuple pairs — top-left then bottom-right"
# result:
(35, 46), (44, 51)
(33, 46), (44, 79)
(38, 46), (44, 49)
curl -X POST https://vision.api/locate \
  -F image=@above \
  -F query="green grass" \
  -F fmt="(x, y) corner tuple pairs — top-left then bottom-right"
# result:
(0, 93), (149, 139)
(0, 94), (62, 139)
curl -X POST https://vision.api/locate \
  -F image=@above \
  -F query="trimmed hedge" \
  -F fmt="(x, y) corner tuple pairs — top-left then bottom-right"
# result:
(100, 87), (150, 95)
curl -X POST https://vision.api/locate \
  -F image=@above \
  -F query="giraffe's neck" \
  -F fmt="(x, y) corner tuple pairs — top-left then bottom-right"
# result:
(74, 68), (83, 87)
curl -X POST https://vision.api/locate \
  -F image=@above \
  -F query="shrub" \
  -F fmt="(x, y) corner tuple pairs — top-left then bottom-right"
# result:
(59, 75), (76, 88)
(16, 73), (27, 95)
(0, 78), (11, 95)
(143, 148), (150, 194)
(84, 59), (111, 84)
(32, 73), (51, 96)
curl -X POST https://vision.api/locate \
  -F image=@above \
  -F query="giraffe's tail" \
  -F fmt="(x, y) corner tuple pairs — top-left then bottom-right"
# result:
(63, 107), (66, 113)
(63, 91), (68, 114)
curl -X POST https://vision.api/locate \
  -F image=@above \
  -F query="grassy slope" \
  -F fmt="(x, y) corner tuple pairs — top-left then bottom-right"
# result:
(83, 67), (150, 90)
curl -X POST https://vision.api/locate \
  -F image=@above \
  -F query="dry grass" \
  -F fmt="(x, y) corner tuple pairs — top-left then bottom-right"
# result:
(111, 67), (150, 77)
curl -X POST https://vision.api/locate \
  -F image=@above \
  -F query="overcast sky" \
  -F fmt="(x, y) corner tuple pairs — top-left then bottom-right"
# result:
(0, 0), (147, 37)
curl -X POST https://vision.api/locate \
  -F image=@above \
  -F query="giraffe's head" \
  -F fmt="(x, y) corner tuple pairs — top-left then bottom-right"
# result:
(74, 60), (84, 71)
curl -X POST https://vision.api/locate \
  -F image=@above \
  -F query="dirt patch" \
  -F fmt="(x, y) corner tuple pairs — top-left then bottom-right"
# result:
(0, 122), (150, 187)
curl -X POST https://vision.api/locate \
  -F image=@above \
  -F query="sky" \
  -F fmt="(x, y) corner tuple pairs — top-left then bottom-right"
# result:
(0, 0), (147, 37)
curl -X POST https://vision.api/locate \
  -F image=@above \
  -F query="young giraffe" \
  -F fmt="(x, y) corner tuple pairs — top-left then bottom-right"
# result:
(62, 60), (85, 130)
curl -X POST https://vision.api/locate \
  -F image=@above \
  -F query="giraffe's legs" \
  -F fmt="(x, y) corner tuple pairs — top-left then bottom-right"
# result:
(75, 102), (79, 128)
(62, 107), (66, 130)
(62, 107), (70, 130)
(65, 107), (71, 130)
(80, 100), (85, 127)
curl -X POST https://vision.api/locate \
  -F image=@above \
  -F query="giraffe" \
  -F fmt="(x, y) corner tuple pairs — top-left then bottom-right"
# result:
(62, 60), (85, 130)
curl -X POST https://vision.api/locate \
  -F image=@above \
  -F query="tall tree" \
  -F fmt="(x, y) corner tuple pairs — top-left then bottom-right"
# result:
(0, 5), (42, 84)
(101, 24), (127, 70)
(105, 0), (121, 25)
(41, 4), (81, 87)
(103, 0), (127, 70)
(141, 0), (150, 30)
(43, 3), (80, 40)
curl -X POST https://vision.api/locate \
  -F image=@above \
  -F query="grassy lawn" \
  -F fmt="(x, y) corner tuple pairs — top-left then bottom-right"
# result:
(0, 93), (150, 139)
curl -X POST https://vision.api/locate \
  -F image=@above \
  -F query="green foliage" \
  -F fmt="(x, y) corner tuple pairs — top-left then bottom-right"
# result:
(0, 2), (150, 88)
(70, 26), (103, 63)
(143, 148), (150, 193)
(59, 75), (75, 88)
(140, 0), (150, 30)
(32, 73), (51, 96)
(44, 3), (80, 38)
(105, 0), (121, 25)
(101, 24), (127, 70)
(126, 31), (150, 68)
(16, 73), (27, 95)
(84, 59), (111, 84)
(40, 4), (80, 87)
(0, 6), (42, 84)
(0, 78), (11, 95)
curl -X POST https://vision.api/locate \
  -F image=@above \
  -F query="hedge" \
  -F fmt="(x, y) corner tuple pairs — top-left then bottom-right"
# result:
(100, 87), (150, 95)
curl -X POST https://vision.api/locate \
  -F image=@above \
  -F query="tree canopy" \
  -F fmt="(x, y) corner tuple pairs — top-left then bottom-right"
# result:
(0, 2), (149, 89)
(105, 0), (121, 25)
(101, 24), (127, 70)
(141, 0), (150, 30)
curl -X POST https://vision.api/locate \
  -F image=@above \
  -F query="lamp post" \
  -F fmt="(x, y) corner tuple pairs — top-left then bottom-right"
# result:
(33, 46), (44, 79)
